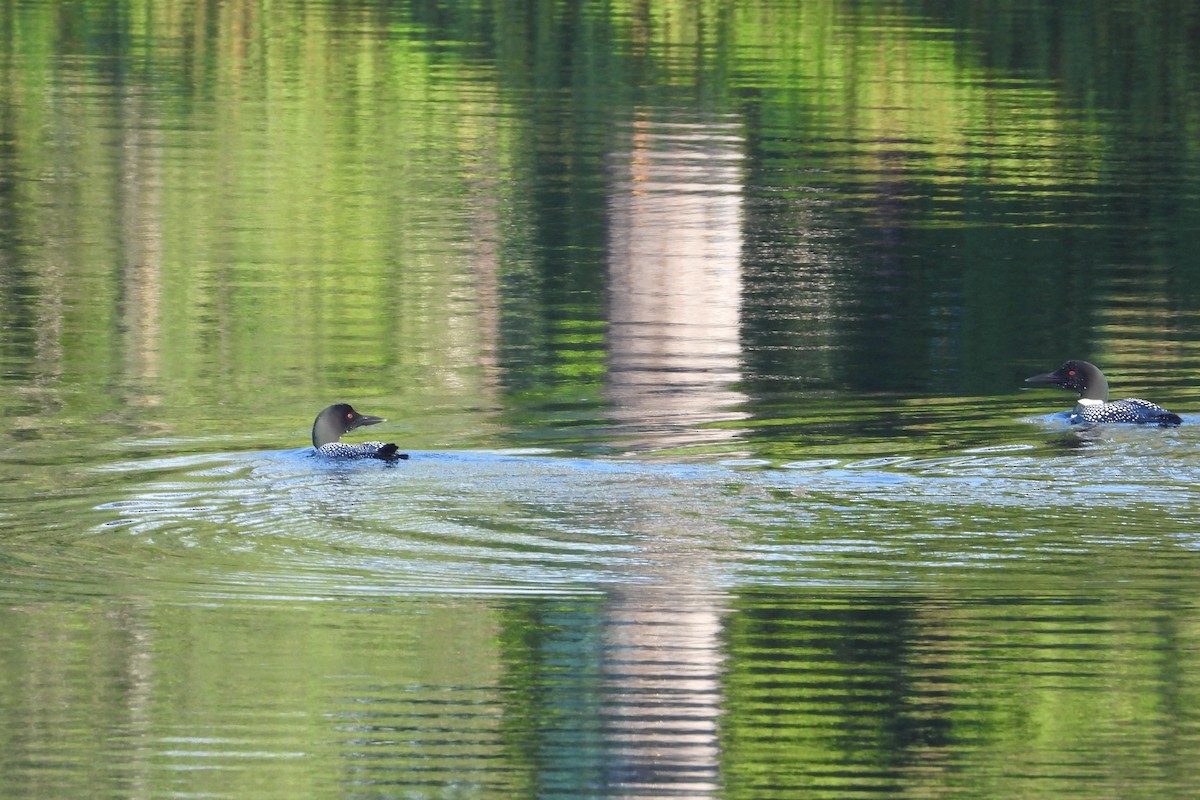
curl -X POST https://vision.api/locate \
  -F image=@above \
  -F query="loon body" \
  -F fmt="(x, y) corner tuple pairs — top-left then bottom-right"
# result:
(1025, 360), (1182, 426)
(312, 403), (408, 461)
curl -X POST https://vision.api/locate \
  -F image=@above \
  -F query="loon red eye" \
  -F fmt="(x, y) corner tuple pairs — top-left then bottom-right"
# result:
(1067, 370), (1076, 376)
(346, 413), (353, 419)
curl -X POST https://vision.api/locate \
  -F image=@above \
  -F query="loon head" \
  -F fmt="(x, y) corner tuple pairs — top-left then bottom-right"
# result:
(1025, 360), (1109, 402)
(312, 403), (386, 448)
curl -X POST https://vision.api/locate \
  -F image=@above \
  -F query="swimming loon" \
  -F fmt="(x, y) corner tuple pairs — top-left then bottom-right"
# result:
(312, 403), (408, 460)
(1025, 360), (1182, 426)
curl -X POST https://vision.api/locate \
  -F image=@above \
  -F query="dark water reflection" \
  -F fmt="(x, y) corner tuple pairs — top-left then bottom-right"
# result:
(724, 590), (1200, 798)
(4, 0), (1200, 797)
(7, 577), (1200, 798)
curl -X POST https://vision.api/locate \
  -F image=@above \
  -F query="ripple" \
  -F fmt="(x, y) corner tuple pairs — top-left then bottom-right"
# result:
(843, 456), (913, 469)
(0, 431), (1184, 603)
(962, 443), (1037, 454)
(780, 459), (842, 469)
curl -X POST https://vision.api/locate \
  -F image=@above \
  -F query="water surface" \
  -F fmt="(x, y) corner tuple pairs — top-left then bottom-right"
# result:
(3, 1), (1200, 797)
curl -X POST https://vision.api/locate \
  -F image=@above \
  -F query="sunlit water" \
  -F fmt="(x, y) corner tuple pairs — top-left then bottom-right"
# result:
(16, 413), (1194, 604)
(4, 0), (1200, 798)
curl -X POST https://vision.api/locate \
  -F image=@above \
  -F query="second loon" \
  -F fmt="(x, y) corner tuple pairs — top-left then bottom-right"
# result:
(312, 403), (409, 461)
(1025, 360), (1182, 426)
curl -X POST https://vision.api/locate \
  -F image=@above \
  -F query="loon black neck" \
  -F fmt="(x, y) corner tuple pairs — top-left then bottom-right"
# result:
(1077, 366), (1109, 402)
(312, 413), (343, 448)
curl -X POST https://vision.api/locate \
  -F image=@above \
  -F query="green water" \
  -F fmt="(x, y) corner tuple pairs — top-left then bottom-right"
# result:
(3, 1), (1200, 797)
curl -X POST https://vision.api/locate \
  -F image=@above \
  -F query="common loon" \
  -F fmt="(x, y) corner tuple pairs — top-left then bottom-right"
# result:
(312, 403), (408, 461)
(1025, 360), (1182, 426)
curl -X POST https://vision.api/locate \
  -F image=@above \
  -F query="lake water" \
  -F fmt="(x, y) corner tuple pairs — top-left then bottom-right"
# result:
(3, 1), (1200, 797)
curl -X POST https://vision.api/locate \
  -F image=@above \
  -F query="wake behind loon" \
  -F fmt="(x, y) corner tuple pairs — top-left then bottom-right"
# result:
(312, 403), (408, 461)
(1025, 360), (1182, 427)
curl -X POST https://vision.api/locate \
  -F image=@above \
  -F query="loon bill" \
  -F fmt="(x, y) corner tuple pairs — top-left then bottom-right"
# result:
(311, 403), (409, 460)
(1025, 360), (1182, 426)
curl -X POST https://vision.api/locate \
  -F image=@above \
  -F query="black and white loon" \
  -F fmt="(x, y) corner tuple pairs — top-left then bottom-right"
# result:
(312, 403), (408, 460)
(1025, 360), (1182, 426)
